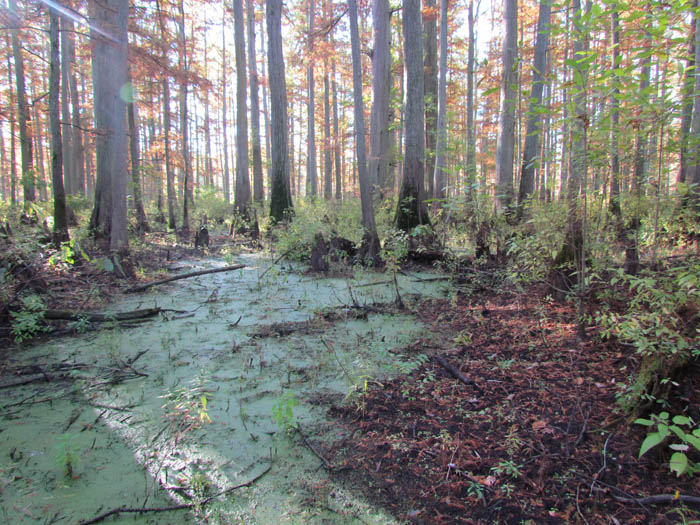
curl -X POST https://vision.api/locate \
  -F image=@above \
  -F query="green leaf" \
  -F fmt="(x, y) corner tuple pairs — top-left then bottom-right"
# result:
(670, 452), (688, 476)
(684, 434), (700, 453)
(639, 432), (665, 457)
(634, 418), (654, 427)
(672, 415), (691, 426)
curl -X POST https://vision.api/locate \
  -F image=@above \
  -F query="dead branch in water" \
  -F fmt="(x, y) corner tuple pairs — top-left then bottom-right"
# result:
(125, 264), (246, 293)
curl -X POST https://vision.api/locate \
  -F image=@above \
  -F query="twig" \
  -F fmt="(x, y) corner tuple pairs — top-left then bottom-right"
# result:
(126, 264), (246, 293)
(434, 355), (479, 390)
(258, 247), (298, 280)
(297, 427), (334, 470)
(612, 493), (700, 505)
(78, 464), (272, 525)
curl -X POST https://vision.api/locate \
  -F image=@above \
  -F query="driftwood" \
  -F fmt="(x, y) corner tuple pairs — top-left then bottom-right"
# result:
(45, 308), (162, 323)
(126, 264), (246, 293)
(434, 355), (479, 389)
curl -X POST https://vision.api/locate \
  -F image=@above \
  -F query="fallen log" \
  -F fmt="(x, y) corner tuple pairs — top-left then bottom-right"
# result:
(125, 264), (246, 293)
(434, 355), (478, 389)
(45, 308), (162, 323)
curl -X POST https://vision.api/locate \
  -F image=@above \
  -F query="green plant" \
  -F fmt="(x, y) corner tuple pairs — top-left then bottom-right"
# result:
(11, 294), (47, 343)
(271, 391), (298, 433)
(55, 433), (81, 478)
(636, 411), (700, 477)
(491, 459), (522, 479)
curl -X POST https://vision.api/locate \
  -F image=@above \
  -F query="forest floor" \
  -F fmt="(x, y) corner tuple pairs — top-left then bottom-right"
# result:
(326, 273), (700, 524)
(1, 226), (699, 523)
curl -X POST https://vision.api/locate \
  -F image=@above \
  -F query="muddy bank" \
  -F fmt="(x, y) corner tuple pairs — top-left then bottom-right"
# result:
(0, 254), (448, 523)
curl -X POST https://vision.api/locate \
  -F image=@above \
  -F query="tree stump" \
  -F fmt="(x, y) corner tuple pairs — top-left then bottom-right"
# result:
(311, 233), (329, 272)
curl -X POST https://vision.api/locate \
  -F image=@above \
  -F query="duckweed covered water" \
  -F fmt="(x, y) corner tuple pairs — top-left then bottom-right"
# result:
(0, 254), (449, 523)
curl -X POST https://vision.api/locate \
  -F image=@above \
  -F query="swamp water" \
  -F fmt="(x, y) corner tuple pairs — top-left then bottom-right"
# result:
(0, 254), (449, 523)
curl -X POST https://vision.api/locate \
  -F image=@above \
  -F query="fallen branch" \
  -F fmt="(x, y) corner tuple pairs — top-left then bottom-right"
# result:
(125, 264), (246, 293)
(297, 427), (334, 470)
(258, 247), (298, 280)
(45, 308), (162, 323)
(78, 464), (272, 525)
(613, 493), (700, 506)
(434, 355), (478, 389)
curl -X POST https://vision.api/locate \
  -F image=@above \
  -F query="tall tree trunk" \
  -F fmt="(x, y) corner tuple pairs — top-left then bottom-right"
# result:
(259, 14), (272, 173)
(349, 0), (381, 265)
(89, 0), (129, 252)
(49, 7), (69, 248)
(9, 0), (35, 204)
(495, 0), (517, 215)
(516, 0), (551, 218)
(6, 45), (17, 206)
(423, 0), (438, 198)
(233, 0), (252, 217)
(395, 0), (430, 232)
(247, 0), (264, 203)
(63, 18), (85, 196)
(306, 0), (318, 197)
(433, 0), (448, 201)
(31, 82), (47, 201)
(369, 0), (392, 198)
(625, 19), (652, 275)
(127, 70), (149, 234)
(332, 62), (342, 199)
(609, 7), (622, 227)
(267, 0), (293, 222)
(465, 0), (476, 198)
(679, 5), (697, 186)
(178, 0), (192, 232)
(60, 18), (74, 196)
(163, 79), (177, 229)
(222, 1), (231, 203)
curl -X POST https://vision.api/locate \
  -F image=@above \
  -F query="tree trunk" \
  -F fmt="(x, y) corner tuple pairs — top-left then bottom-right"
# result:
(678, 1), (697, 186)
(369, 0), (392, 198)
(332, 61), (342, 199)
(222, 2), (231, 203)
(349, 0), (381, 266)
(233, 0), (252, 217)
(423, 0), (438, 199)
(465, 0), (476, 198)
(395, 0), (430, 233)
(127, 69), (149, 234)
(49, 7), (69, 248)
(247, 0), (264, 204)
(516, 0), (551, 218)
(163, 79), (177, 229)
(9, 0), (35, 204)
(609, 7), (622, 228)
(64, 18), (86, 196)
(495, 0), (517, 215)
(178, 0), (192, 232)
(6, 45), (17, 206)
(89, 0), (129, 252)
(60, 18), (74, 196)
(267, 0), (293, 223)
(306, 0), (318, 197)
(432, 0), (448, 202)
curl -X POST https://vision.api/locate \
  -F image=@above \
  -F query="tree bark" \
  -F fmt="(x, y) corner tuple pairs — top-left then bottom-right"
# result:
(9, 0), (35, 204)
(423, 0), (438, 198)
(233, 0), (252, 217)
(222, 2), (231, 203)
(127, 70), (149, 234)
(178, 0), (192, 232)
(495, 0), (517, 215)
(369, 0), (392, 198)
(433, 0), (448, 201)
(349, 0), (381, 266)
(516, 0), (551, 218)
(247, 0), (264, 204)
(395, 0), (430, 233)
(465, 0), (477, 197)
(89, 0), (129, 252)
(306, 0), (318, 197)
(267, 0), (294, 223)
(49, 7), (69, 248)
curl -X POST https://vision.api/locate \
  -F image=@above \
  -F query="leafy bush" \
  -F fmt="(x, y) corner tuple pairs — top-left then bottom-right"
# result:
(636, 411), (700, 477)
(11, 294), (47, 343)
